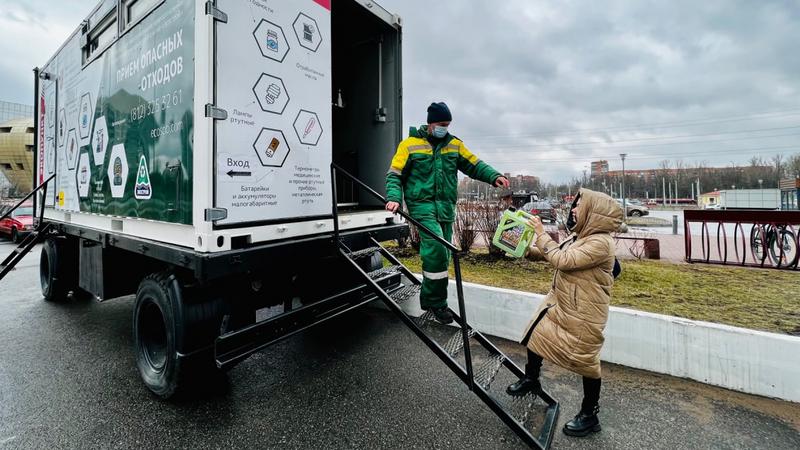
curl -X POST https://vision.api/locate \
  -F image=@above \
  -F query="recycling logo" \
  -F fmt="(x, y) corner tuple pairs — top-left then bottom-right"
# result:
(134, 154), (152, 200)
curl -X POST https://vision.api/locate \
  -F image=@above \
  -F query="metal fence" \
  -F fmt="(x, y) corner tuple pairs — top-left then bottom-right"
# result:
(684, 210), (800, 270)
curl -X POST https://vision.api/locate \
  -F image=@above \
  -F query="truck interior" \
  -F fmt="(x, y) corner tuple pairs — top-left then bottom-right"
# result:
(331, 0), (401, 210)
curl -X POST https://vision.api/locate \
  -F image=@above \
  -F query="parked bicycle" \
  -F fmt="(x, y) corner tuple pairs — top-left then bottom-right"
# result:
(750, 223), (799, 268)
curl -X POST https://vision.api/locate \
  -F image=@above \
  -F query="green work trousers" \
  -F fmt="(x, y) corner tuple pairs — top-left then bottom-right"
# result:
(417, 216), (453, 309)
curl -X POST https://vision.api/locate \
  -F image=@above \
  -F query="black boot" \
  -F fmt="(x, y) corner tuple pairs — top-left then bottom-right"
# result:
(429, 306), (454, 324)
(564, 376), (602, 437)
(563, 405), (601, 437)
(506, 350), (543, 396)
(506, 377), (542, 396)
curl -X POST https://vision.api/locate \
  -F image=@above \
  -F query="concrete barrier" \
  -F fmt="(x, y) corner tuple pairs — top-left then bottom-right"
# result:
(400, 279), (800, 403)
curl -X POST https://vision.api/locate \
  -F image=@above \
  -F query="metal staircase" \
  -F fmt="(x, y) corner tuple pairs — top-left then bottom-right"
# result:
(331, 164), (559, 449)
(0, 174), (55, 282)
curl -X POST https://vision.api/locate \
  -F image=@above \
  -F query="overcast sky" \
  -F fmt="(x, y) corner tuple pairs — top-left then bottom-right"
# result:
(1, 0), (798, 182)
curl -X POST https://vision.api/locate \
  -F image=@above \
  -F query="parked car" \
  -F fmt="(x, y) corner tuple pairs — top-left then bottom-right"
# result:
(615, 199), (650, 217)
(0, 202), (34, 243)
(522, 201), (557, 223)
(704, 203), (722, 210)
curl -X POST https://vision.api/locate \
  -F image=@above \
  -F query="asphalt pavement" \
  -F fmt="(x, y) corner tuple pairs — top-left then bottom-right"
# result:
(1, 240), (798, 449)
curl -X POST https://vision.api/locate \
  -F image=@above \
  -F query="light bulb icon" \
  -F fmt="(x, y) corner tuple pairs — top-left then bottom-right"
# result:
(265, 83), (281, 104)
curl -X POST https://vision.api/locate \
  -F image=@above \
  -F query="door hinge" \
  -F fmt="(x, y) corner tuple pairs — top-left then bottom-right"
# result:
(205, 104), (228, 120)
(205, 2), (228, 23)
(205, 208), (228, 222)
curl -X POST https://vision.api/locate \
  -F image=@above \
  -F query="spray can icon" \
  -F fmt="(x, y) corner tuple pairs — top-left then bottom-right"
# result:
(266, 30), (279, 52)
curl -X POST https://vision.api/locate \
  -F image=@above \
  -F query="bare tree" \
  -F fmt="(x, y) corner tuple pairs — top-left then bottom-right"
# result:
(453, 204), (478, 252)
(477, 201), (506, 257)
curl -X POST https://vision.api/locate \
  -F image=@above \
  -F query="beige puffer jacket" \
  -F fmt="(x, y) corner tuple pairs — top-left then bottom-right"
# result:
(521, 188), (623, 379)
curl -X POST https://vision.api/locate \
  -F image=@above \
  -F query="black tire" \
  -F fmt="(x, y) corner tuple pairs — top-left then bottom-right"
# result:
(134, 272), (224, 398)
(768, 229), (798, 267)
(630, 210), (642, 217)
(11, 228), (19, 244)
(40, 237), (78, 302)
(750, 225), (768, 262)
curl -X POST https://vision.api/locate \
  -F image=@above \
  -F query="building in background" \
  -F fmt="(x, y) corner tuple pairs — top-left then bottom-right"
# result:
(779, 178), (799, 210)
(590, 160), (609, 178)
(0, 118), (35, 196)
(0, 100), (33, 123)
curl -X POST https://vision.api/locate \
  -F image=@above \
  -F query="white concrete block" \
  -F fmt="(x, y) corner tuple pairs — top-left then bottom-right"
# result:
(399, 277), (800, 403)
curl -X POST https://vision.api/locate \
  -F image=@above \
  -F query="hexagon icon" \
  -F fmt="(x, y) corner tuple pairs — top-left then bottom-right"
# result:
(293, 13), (322, 52)
(78, 93), (93, 140)
(57, 108), (66, 148)
(253, 19), (290, 63)
(91, 116), (108, 166)
(253, 73), (289, 115)
(253, 128), (291, 168)
(293, 110), (323, 146)
(66, 129), (79, 170)
(76, 152), (91, 198)
(106, 144), (129, 199)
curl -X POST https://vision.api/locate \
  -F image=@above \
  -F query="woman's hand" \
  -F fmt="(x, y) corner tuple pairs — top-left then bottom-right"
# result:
(527, 216), (546, 235)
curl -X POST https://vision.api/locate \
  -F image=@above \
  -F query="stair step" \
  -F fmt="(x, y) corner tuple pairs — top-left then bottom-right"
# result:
(475, 353), (506, 390)
(509, 392), (537, 424)
(443, 328), (475, 357)
(389, 285), (420, 305)
(415, 310), (436, 328)
(347, 246), (382, 260)
(367, 265), (402, 280)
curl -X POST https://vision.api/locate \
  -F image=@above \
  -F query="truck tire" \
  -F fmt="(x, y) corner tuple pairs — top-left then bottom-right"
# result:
(134, 272), (224, 398)
(40, 237), (78, 302)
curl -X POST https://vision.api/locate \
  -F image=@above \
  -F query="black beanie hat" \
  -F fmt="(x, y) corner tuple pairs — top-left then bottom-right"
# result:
(427, 102), (452, 124)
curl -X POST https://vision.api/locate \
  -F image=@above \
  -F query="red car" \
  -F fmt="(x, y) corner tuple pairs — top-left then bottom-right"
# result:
(0, 202), (34, 243)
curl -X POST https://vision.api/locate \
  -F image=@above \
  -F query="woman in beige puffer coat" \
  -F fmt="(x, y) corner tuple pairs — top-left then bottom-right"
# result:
(507, 188), (623, 438)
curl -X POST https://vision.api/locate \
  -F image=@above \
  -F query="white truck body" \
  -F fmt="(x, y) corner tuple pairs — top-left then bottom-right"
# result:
(719, 189), (780, 210)
(35, 0), (402, 253)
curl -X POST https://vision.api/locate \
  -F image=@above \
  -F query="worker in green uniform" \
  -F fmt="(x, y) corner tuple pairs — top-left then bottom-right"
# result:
(385, 102), (510, 324)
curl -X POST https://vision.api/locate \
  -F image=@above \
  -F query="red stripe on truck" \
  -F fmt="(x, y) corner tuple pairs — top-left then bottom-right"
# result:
(313, 0), (331, 10)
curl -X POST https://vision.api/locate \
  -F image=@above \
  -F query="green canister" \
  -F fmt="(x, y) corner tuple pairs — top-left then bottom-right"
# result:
(492, 207), (537, 258)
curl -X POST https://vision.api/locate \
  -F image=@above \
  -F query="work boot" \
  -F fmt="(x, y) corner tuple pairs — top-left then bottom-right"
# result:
(506, 377), (542, 397)
(563, 405), (601, 437)
(429, 306), (453, 324)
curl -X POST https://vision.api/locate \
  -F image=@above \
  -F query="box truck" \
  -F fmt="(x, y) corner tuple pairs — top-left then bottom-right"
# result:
(718, 189), (780, 210)
(1, 1), (559, 447)
(19, 0), (407, 396)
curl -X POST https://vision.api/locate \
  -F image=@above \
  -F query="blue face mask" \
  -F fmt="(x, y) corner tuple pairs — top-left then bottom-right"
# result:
(431, 126), (448, 138)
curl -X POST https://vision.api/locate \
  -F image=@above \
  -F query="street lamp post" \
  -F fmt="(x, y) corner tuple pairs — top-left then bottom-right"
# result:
(620, 153), (627, 219)
(758, 179), (763, 190)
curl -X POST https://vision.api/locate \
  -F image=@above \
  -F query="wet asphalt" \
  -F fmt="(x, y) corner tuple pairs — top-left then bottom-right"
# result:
(0, 240), (799, 449)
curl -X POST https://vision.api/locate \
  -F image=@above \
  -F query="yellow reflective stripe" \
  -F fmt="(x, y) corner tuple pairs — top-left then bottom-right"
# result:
(459, 145), (480, 165)
(407, 144), (433, 155)
(389, 146), (409, 172)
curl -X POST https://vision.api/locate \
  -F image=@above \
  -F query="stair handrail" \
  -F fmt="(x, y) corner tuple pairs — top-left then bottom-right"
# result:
(0, 174), (55, 223)
(330, 162), (476, 386)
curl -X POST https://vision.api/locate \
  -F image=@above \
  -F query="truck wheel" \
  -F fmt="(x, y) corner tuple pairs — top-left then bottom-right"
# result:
(134, 272), (222, 398)
(40, 237), (77, 302)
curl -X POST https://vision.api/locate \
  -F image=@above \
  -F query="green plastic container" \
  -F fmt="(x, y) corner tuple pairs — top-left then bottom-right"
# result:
(492, 208), (537, 258)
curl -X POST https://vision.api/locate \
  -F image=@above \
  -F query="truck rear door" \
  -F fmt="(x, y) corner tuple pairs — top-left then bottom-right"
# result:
(213, 0), (333, 227)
